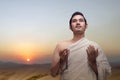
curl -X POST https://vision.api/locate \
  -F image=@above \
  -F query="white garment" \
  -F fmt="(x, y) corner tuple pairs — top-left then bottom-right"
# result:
(61, 38), (111, 80)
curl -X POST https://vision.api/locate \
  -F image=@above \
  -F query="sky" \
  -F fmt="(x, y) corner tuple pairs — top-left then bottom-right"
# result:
(0, 0), (120, 64)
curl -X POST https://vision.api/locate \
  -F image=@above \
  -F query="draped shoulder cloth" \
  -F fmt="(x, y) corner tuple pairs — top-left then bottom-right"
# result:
(61, 38), (111, 80)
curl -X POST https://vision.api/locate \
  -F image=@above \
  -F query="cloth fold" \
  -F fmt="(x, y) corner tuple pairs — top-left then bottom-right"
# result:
(61, 38), (111, 80)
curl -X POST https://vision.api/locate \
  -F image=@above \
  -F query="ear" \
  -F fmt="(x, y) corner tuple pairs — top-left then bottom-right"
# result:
(85, 24), (88, 29)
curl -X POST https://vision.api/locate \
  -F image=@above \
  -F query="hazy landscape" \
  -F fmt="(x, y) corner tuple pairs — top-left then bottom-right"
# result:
(0, 61), (119, 80)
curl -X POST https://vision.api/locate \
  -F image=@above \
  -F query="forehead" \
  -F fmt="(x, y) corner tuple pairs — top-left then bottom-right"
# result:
(72, 15), (84, 20)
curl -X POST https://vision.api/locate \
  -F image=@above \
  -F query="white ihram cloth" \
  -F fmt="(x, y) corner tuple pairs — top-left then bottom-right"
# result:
(61, 38), (111, 80)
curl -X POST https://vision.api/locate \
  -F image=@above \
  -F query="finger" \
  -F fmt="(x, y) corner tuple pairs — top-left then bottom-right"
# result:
(88, 46), (92, 57)
(66, 49), (70, 56)
(60, 49), (67, 56)
(60, 49), (69, 59)
(90, 45), (94, 53)
(91, 46), (97, 57)
(86, 48), (90, 57)
(88, 45), (94, 57)
(86, 49), (90, 60)
(95, 49), (98, 57)
(64, 49), (68, 55)
(89, 45), (94, 54)
(66, 49), (70, 57)
(90, 45), (96, 57)
(88, 45), (91, 53)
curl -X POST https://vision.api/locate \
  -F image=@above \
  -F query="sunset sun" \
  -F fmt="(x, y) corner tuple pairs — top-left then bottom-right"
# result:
(27, 58), (30, 62)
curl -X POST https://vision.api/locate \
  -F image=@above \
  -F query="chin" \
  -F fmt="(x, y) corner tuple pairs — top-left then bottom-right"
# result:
(75, 30), (84, 34)
(72, 29), (85, 33)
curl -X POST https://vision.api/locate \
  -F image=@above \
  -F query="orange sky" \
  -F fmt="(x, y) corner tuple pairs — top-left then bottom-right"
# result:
(0, 0), (120, 64)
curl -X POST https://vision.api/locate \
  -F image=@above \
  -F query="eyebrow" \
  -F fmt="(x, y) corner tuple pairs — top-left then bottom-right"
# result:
(72, 18), (84, 21)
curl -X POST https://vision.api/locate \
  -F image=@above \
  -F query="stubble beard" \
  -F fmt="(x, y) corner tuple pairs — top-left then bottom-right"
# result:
(74, 27), (85, 34)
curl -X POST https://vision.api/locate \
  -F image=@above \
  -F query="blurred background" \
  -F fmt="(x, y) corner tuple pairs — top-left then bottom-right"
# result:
(0, 0), (120, 65)
(0, 0), (120, 80)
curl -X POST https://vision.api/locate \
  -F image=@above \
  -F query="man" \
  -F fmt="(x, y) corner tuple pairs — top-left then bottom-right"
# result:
(50, 12), (111, 80)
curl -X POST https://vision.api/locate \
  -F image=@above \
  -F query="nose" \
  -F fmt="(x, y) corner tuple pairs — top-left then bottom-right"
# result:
(76, 20), (80, 25)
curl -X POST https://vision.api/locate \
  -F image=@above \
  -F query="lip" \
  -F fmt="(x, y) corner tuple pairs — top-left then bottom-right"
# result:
(75, 26), (81, 28)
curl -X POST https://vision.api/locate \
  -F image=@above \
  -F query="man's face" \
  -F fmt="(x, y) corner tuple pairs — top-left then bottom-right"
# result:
(71, 15), (87, 34)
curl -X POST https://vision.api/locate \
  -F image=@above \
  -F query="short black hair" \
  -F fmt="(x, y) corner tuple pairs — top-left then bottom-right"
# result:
(69, 12), (87, 29)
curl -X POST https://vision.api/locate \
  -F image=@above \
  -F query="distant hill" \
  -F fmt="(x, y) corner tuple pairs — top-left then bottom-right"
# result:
(0, 61), (51, 69)
(110, 61), (120, 69)
(0, 61), (119, 69)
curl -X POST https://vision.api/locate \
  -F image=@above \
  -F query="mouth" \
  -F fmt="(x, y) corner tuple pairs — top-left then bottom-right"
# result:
(75, 26), (81, 28)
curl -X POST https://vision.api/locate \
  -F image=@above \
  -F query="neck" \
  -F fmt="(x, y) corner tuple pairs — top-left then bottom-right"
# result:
(72, 33), (85, 42)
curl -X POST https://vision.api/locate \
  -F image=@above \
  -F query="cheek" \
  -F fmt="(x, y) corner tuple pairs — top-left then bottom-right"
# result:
(81, 23), (86, 28)
(81, 22), (86, 26)
(71, 24), (76, 30)
(71, 23), (76, 27)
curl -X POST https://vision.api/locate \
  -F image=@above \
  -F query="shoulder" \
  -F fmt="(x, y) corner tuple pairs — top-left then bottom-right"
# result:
(56, 40), (71, 51)
(57, 40), (70, 46)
